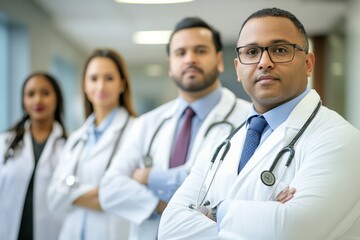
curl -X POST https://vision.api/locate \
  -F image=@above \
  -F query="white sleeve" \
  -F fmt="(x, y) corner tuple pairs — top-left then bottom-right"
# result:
(158, 143), (219, 240)
(47, 138), (96, 213)
(99, 118), (159, 225)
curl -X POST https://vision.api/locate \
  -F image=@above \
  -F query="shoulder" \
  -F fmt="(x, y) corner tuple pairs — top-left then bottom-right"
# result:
(137, 99), (177, 122)
(220, 87), (251, 110)
(316, 106), (359, 138)
(0, 131), (15, 146)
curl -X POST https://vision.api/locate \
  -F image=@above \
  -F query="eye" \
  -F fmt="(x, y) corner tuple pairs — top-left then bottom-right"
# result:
(195, 47), (207, 55)
(272, 45), (289, 55)
(174, 49), (185, 57)
(245, 47), (261, 56)
(89, 75), (97, 82)
(41, 89), (50, 96)
(26, 90), (35, 97)
(104, 74), (114, 81)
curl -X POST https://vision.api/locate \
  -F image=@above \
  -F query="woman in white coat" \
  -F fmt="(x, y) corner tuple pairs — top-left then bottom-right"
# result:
(47, 49), (136, 240)
(0, 72), (67, 240)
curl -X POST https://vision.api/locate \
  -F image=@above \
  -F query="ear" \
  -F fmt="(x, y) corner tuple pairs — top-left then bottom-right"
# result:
(305, 52), (315, 77)
(234, 58), (242, 83)
(216, 51), (224, 73)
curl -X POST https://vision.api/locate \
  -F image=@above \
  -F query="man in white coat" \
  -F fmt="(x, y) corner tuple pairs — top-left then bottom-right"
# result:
(99, 17), (251, 239)
(159, 8), (360, 240)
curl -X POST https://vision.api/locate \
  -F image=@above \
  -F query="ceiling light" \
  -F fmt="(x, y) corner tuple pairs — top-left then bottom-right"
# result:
(133, 31), (172, 44)
(115, 0), (193, 4)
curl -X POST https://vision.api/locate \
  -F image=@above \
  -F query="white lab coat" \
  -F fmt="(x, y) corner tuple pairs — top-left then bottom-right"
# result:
(47, 107), (134, 240)
(0, 121), (65, 240)
(99, 88), (251, 240)
(159, 90), (360, 240)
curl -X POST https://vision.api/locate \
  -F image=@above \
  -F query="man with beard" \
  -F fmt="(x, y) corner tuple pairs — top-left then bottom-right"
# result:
(99, 17), (251, 239)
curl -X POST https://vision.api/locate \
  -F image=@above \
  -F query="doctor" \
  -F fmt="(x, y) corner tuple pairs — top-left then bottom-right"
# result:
(99, 17), (250, 240)
(159, 8), (360, 240)
(0, 72), (67, 240)
(47, 49), (136, 240)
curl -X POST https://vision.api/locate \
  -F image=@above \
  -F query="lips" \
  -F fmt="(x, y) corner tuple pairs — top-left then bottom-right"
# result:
(182, 66), (203, 76)
(34, 106), (45, 112)
(256, 74), (279, 83)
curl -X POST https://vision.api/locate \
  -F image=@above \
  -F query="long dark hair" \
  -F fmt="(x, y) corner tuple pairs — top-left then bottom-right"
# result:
(6, 72), (67, 156)
(82, 48), (137, 118)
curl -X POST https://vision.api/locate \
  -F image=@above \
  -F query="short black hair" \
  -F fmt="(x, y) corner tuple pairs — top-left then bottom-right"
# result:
(238, 8), (309, 52)
(167, 17), (223, 55)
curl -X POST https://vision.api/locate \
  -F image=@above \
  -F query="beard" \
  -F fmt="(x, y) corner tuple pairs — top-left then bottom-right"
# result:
(171, 65), (219, 93)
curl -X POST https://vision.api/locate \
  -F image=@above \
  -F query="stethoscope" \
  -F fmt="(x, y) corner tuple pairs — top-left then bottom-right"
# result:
(3, 136), (64, 169)
(189, 101), (322, 210)
(58, 115), (130, 193)
(142, 97), (238, 167)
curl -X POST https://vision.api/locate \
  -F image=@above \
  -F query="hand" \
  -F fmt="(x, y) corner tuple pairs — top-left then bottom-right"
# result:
(276, 186), (296, 204)
(73, 188), (103, 211)
(156, 200), (168, 214)
(203, 186), (296, 222)
(206, 209), (215, 221)
(132, 167), (151, 185)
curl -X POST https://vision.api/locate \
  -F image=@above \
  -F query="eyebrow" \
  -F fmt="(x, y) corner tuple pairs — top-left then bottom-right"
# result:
(239, 39), (293, 47)
(173, 44), (210, 52)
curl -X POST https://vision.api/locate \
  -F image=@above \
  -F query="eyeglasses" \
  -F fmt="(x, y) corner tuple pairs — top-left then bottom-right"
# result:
(235, 43), (308, 65)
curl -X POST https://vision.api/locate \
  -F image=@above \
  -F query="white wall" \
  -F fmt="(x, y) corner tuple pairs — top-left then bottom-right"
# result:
(0, 0), (86, 131)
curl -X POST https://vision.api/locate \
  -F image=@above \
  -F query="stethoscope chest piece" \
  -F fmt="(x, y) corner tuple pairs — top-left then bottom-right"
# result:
(260, 170), (275, 186)
(143, 156), (153, 168)
(63, 175), (79, 188)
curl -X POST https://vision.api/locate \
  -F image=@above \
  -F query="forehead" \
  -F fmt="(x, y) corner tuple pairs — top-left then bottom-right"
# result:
(87, 57), (117, 73)
(237, 16), (303, 46)
(25, 75), (53, 90)
(169, 27), (215, 52)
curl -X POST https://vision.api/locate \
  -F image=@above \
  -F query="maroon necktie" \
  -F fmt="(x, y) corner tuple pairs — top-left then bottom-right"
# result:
(170, 107), (195, 168)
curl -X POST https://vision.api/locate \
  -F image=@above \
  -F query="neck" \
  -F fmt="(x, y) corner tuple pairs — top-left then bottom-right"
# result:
(180, 80), (220, 103)
(93, 106), (116, 126)
(30, 119), (54, 143)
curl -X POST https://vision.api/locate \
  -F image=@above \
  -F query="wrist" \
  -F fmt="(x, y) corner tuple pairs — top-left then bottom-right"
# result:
(210, 205), (218, 222)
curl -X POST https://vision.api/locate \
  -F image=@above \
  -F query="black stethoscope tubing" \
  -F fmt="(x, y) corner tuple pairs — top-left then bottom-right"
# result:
(190, 100), (322, 209)
(143, 97), (237, 167)
(62, 114), (130, 189)
(3, 136), (63, 166)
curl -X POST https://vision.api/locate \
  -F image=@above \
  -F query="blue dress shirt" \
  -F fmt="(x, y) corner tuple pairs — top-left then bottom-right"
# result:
(148, 86), (222, 203)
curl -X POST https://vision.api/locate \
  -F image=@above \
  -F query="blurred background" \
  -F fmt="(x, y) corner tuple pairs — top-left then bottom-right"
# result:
(1, 0), (359, 132)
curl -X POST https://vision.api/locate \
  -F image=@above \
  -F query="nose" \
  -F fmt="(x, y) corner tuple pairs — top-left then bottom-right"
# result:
(96, 78), (106, 89)
(184, 50), (198, 64)
(257, 49), (275, 69)
(33, 93), (42, 103)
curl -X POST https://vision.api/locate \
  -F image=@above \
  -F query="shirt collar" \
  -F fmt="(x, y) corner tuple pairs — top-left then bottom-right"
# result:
(87, 107), (118, 137)
(177, 85), (222, 120)
(247, 86), (310, 130)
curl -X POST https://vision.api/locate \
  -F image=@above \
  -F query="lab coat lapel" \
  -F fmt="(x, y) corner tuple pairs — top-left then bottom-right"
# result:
(22, 121), (35, 168)
(36, 122), (63, 169)
(187, 89), (237, 167)
(86, 109), (128, 160)
(152, 101), (179, 169)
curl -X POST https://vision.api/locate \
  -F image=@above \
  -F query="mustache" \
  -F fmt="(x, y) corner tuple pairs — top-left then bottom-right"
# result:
(182, 65), (204, 75)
